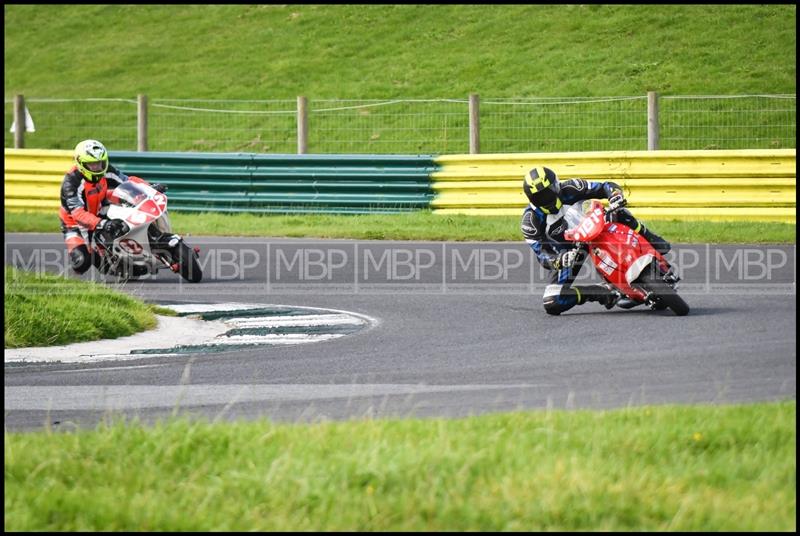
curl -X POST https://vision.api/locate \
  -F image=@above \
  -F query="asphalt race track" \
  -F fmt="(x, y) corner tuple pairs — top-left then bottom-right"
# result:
(4, 234), (796, 431)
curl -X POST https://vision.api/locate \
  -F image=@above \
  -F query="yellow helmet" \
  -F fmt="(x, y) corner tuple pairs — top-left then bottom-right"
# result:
(74, 139), (109, 183)
(523, 166), (562, 213)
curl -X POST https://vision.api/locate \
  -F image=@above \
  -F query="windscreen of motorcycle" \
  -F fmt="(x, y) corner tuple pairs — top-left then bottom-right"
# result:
(562, 202), (589, 231)
(545, 202), (583, 243)
(563, 200), (606, 242)
(152, 212), (172, 234)
(108, 181), (150, 207)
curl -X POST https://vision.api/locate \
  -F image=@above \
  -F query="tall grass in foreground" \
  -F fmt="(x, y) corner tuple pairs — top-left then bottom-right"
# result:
(4, 266), (158, 348)
(4, 210), (796, 243)
(4, 401), (795, 531)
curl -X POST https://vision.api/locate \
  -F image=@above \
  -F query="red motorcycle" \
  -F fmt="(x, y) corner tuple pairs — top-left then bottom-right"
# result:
(563, 200), (689, 316)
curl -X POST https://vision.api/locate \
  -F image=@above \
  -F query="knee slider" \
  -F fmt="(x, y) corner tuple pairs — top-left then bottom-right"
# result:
(69, 245), (93, 274)
(542, 284), (565, 315)
(543, 299), (563, 316)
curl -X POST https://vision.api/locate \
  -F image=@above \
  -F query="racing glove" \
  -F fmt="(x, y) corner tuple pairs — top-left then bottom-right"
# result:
(95, 218), (112, 233)
(96, 218), (127, 239)
(608, 190), (627, 211)
(553, 249), (579, 270)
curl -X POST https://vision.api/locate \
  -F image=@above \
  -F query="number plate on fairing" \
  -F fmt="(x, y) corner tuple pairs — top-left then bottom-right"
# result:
(593, 247), (618, 275)
(119, 239), (143, 255)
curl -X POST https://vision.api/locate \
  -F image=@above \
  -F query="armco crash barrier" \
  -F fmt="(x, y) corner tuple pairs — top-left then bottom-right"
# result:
(4, 148), (796, 222)
(432, 149), (796, 222)
(4, 149), (72, 211)
(3, 150), (437, 214)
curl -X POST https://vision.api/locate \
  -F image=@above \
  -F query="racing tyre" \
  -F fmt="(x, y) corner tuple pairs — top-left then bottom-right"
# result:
(175, 241), (202, 283)
(100, 256), (134, 284)
(636, 261), (689, 316)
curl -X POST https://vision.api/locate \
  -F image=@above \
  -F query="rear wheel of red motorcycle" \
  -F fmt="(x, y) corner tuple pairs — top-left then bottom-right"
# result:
(637, 262), (689, 316)
(175, 242), (202, 283)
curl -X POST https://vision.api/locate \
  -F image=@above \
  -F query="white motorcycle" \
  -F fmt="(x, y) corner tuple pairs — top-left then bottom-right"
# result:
(94, 181), (202, 283)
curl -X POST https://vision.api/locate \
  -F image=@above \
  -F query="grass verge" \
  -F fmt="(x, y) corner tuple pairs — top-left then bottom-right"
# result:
(4, 400), (795, 531)
(4, 266), (159, 348)
(4, 210), (796, 243)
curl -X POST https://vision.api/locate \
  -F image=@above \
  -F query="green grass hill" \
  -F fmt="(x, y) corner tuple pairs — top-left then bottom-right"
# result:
(4, 5), (796, 99)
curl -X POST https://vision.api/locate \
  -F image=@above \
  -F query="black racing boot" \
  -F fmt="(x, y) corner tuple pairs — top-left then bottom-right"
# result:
(616, 297), (641, 309)
(614, 210), (671, 255)
(575, 285), (621, 310)
(600, 287), (622, 309)
(640, 225), (671, 254)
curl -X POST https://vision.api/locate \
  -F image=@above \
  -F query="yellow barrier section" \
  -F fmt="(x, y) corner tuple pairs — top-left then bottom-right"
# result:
(4, 149), (73, 211)
(432, 149), (796, 222)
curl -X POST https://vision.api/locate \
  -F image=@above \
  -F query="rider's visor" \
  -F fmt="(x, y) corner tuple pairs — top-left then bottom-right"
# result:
(532, 187), (558, 208)
(84, 160), (106, 173)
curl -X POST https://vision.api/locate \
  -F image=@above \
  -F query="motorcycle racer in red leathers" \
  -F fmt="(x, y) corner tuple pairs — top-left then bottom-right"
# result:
(60, 139), (166, 275)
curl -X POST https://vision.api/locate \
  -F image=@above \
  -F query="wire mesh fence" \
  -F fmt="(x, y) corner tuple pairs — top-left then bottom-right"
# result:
(5, 94), (796, 154)
(659, 95), (796, 150)
(309, 99), (469, 155)
(149, 99), (297, 153)
(4, 98), (139, 151)
(480, 96), (649, 153)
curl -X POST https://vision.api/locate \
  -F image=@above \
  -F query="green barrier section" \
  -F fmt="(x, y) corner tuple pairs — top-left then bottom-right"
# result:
(432, 149), (796, 222)
(4, 150), (437, 214)
(111, 152), (437, 214)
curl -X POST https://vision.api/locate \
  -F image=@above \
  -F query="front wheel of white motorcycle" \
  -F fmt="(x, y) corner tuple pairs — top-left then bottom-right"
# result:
(175, 242), (202, 283)
(99, 254), (134, 284)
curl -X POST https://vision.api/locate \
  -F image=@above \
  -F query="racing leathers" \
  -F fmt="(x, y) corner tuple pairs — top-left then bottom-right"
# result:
(521, 178), (670, 315)
(59, 164), (146, 274)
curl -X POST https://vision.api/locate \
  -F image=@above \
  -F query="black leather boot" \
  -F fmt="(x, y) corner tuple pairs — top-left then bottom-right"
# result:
(575, 285), (621, 309)
(640, 225), (671, 254)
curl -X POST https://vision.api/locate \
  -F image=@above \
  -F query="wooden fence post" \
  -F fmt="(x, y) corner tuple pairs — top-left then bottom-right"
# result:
(297, 96), (308, 154)
(137, 94), (148, 152)
(14, 94), (25, 149)
(469, 93), (480, 154)
(647, 91), (660, 151)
